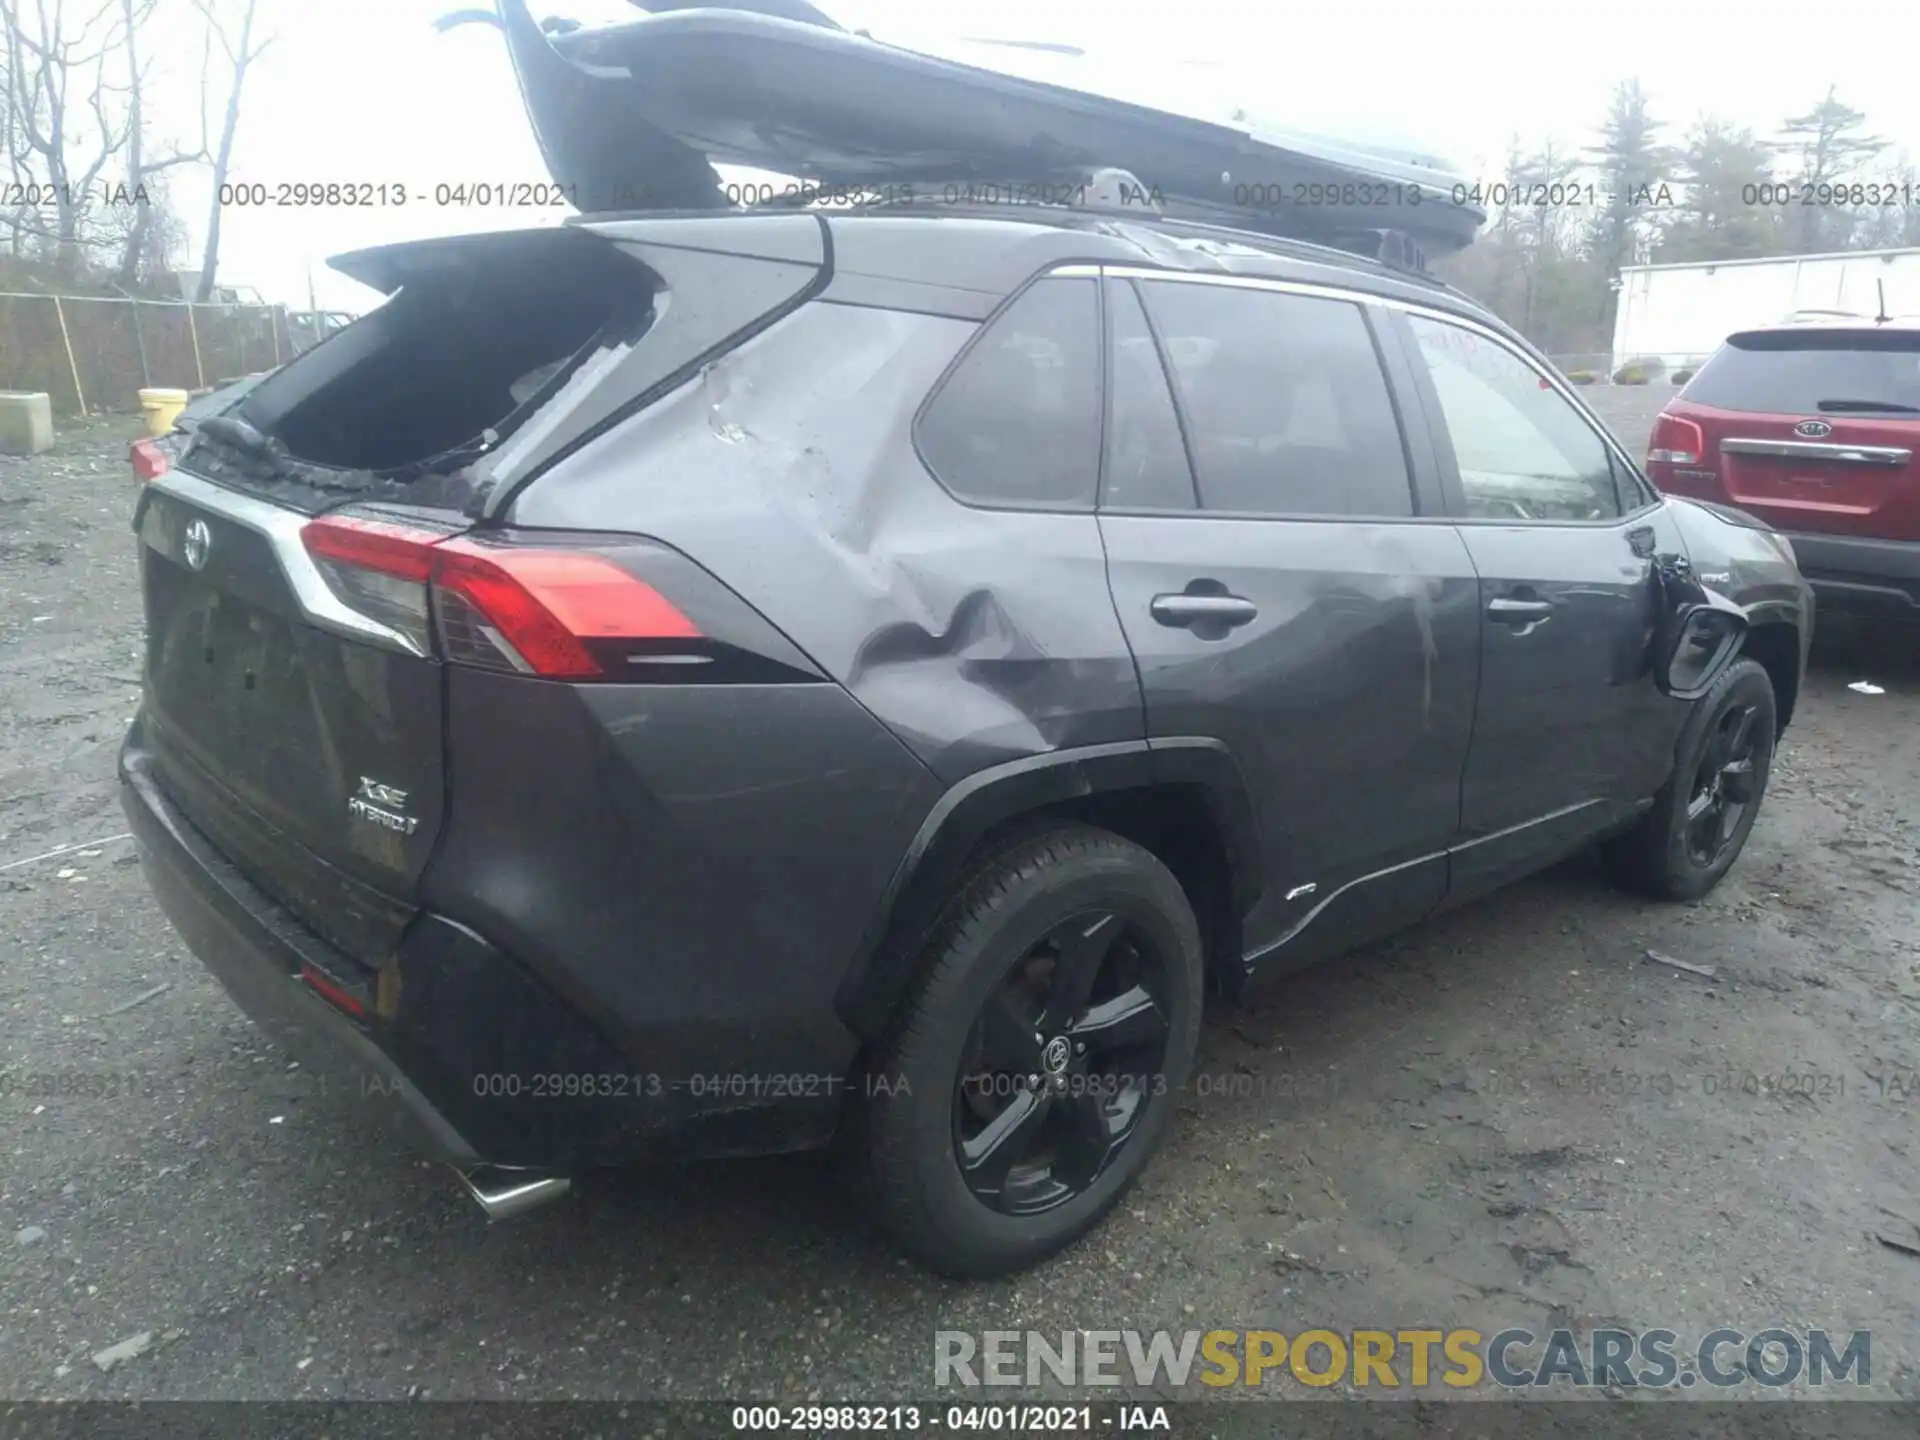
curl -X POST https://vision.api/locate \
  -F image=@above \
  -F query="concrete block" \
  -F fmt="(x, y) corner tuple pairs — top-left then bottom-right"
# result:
(0, 391), (54, 455)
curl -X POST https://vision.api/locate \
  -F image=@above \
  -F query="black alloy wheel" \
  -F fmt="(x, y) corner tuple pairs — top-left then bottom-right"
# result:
(858, 824), (1203, 1277)
(1684, 701), (1763, 867)
(1605, 656), (1776, 902)
(952, 909), (1172, 1215)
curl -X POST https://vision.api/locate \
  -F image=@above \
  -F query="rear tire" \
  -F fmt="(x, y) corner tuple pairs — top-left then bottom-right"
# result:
(858, 825), (1202, 1278)
(1606, 657), (1776, 901)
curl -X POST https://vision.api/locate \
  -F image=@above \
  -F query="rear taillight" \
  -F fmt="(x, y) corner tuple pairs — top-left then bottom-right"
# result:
(1646, 413), (1709, 491)
(299, 515), (702, 678)
(131, 437), (172, 482)
(432, 543), (699, 678)
(1647, 414), (1706, 468)
(301, 515), (439, 655)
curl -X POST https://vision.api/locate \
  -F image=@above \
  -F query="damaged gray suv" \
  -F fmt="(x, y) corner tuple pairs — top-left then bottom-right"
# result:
(120, 0), (1812, 1277)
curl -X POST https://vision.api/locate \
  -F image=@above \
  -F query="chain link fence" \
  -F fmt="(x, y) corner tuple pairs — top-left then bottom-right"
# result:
(0, 293), (351, 417)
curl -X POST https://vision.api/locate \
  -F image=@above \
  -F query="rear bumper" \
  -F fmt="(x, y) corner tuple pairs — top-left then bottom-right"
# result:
(121, 734), (856, 1169)
(121, 748), (482, 1166)
(1786, 531), (1920, 616)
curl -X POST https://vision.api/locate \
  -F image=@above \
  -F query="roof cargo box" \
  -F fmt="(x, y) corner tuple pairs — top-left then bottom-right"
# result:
(449, 1), (1484, 258)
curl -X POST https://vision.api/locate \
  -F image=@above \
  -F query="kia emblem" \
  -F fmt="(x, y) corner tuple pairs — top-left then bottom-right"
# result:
(1794, 419), (1832, 439)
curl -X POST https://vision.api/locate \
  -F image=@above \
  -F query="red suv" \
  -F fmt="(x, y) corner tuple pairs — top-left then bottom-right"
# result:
(1647, 318), (1920, 620)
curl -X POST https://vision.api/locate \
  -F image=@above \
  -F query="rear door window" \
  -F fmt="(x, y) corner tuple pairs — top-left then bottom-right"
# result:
(916, 277), (1102, 510)
(1139, 281), (1415, 518)
(1682, 330), (1920, 414)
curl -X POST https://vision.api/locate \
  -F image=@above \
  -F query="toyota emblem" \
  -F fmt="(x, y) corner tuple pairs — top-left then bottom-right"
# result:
(1794, 419), (1832, 439)
(182, 518), (212, 571)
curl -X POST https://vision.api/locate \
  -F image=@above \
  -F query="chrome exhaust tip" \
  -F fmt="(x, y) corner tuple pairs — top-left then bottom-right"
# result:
(455, 1164), (572, 1221)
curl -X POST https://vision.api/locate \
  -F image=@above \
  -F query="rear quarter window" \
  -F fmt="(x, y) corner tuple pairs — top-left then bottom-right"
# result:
(915, 278), (1102, 511)
(1683, 330), (1920, 414)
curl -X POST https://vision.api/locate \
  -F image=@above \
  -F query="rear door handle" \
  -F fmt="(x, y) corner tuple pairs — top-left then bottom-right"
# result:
(1486, 596), (1553, 624)
(1150, 593), (1259, 630)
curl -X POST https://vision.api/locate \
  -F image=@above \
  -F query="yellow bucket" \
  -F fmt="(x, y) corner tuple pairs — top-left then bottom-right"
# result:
(138, 387), (190, 437)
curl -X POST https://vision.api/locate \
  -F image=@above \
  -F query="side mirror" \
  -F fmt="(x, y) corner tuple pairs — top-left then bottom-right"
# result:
(1651, 555), (1749, 700)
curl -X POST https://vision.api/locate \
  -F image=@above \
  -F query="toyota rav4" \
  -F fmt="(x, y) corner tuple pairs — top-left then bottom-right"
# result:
(120, 3), (1812, 1278)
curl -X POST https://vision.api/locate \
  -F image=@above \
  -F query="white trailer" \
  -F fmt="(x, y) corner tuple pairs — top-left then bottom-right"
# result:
(1610, 247), (1920, 373)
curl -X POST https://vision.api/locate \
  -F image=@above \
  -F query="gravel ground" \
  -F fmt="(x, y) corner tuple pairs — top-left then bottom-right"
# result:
(2, 396), (1917, 1405)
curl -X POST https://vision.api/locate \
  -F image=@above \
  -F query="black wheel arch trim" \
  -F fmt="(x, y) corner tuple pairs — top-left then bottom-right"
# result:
(835, 737), (1263, 1041)
(1713, 601), (1805, 737)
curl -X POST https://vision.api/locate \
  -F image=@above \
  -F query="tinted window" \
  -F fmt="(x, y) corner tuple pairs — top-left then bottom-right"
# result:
(1142, 282), (1413, 517)
(1682, 329), (1920, 414)
(917, 278), (1100, 509)
(1103, 282), (1197, 510)
(1407, 316), (1623, 521)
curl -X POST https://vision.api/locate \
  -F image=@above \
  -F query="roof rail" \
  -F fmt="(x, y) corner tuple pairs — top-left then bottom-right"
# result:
(1155, 216), (1435, 279)
(768, 165), (1441, 279)
(1085, 182), (1435, 274)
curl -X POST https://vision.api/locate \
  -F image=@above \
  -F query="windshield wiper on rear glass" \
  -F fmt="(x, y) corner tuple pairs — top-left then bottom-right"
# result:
(1815, 398), (1920, 414)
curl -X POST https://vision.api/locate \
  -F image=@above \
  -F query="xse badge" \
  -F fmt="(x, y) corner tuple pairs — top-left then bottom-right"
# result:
(348, 777), (418, 835)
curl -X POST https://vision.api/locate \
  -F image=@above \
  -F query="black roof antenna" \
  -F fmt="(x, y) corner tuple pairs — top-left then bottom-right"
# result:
(1877, 276), (1891, 325)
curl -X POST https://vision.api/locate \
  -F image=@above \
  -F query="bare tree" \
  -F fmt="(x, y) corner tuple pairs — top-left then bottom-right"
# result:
(113, 0), (206, 289)
(1, 37), (30, 258)
(189, 0), (268, 302)
(0, 0), (135, 276)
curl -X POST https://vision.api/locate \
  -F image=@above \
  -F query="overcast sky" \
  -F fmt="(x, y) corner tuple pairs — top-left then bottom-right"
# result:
(162, 0), (1920, 310)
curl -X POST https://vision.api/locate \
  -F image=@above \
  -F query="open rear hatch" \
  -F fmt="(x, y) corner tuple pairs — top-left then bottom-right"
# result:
(1657, 326), (1920, 541)
(134, 219), (826, 966)
(447, 0), (1483, 257)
